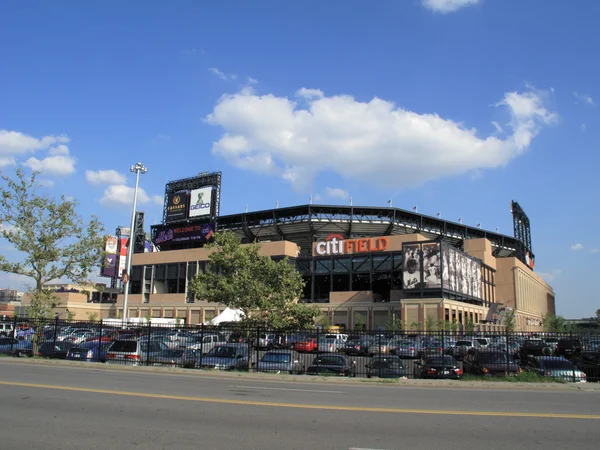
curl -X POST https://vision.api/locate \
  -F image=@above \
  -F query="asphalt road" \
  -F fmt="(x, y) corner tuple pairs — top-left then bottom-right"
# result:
(0, 360), (598, 450)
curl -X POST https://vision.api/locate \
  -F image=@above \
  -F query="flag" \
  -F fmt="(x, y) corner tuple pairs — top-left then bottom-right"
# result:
(386, 199), (391, 204)
(436, 212), (441, 217)
(477, 223), (481, 228)
(412, 206), (417, 211)
(202, 224), (214, 240)
(458, 218), (462, 223)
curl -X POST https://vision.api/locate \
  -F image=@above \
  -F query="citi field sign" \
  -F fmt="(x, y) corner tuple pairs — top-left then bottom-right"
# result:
(315, 234), (389, 256)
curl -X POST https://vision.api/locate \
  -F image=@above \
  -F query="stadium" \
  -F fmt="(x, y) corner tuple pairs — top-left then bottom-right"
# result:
(110, 172), (555, 331)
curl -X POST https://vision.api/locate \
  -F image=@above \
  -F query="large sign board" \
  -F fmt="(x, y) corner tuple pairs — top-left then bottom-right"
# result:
(314, 234), (389, 256)
(166, 192), (189, 222)
(402, 241), (482, 299)
(154, 222), (215, 245)
(101, 254), (117, 278)
(189, 187), (212, 218)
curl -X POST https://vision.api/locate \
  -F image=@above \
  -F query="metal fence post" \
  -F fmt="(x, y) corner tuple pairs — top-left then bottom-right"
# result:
(146, 319), (152, 366)
(51, 316), (59, 359)
(11, 315), (17, 340)
(570, 329), (575, 383)
(199, 323), (205, 369)
(505, 328), (510, 375)
(255, 326), (260, 372)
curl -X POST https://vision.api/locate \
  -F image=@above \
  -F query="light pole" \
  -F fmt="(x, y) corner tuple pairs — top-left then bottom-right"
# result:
(122, 162), (147, 324)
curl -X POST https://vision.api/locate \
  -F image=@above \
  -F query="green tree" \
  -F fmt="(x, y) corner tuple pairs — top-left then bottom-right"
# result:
(385, 314), (403, 333)
(503, 310), (516, 333)
(87, 312), (98, 322)
(189, 231), (319, 329)
(0, 168), (105, 319)
(317, 313), (331, 330)
(66, 310), (76, 321)
(425, 315), (437, 332)
(464, 316), (475, 333)
(542, 313), (565, 333)
(354, 312), (366, 331)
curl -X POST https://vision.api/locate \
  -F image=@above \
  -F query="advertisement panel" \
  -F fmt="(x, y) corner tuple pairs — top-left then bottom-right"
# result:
(101, 254), (117, 278)
(154, 222), (215, 245)
(119, 238), (128, 257)
(118, 255), (127, 279)
(189, 187), (212, 218)
(105, 236), (118, 254)
(422, 243), (441, 288)
(441, 246), (450, 290)
(402, 243), (422, 290)
(166, 192), (189, 222)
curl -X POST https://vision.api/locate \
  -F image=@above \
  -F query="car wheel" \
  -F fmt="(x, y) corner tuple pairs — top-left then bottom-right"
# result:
(14, 350), (22, 357)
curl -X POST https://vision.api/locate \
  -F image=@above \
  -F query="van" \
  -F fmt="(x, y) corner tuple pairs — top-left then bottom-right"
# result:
(324, 333), (349, 342)
(0, 322), (15, 337)
(105, 339), (167, 366)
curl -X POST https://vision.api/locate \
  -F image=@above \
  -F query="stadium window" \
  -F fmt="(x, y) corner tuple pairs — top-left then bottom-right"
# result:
(314, 275), (331, 302)
(332, 274), (350, 292)
(301, 276), (312, 301)
(130, 266), (142, 294)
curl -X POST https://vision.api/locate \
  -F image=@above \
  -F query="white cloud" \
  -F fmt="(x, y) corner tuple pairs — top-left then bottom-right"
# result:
(85, 169), (127, 186)
(23, 153), (76, 176)
(155, 133), (171, 140)
(38, 179), (55, 188)
(421, 0), (479, 14)
(209, 67), (237, 81)
(0, 156), (15, 167)
(537, 269), (561, 282)
(573, 91), (595, 107)
(151, 195), (164, 206)
(100, 185), (160, 208)
(296, 88), (324, 99)
(0, 130), (69, 156)
(206, 86), (557, 191)
(581, 123), (587, 132)
(48, 144), (70, 156)
(571, 243), (584, 251)
(590, 248), (600, 254)
(248, 76), (258, 85)
(324, 187), (350, 200)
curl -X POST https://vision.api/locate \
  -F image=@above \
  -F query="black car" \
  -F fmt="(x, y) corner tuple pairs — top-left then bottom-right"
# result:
(463, 349), (520, 376)
(38, 340), (77, 359)
(519, 339), (547, 360)
(367, 355), (406, 379)
(306, 353), (356, 377)
(418, 355), (462, 379)
(573, 351), (600, 382)
(556, 339), (582, 358)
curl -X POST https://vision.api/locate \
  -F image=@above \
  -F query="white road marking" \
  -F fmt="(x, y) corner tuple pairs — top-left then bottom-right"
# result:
(233, 385), (342, 394)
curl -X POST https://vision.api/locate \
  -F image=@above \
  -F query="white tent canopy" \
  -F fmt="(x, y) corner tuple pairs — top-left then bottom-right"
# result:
(209, 307), (244, 325)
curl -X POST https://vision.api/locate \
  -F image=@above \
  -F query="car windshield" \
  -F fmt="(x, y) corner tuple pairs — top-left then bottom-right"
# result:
(479, 353), (508, 364)
(208, 346), (238, 358)
(262, 353), (292, 363)
(109, 341), (138, 352)
(372, 358), (402, 369)
(524, 340), (545, 348)
(542, 360), (576, 370)
(456, 341), (472, 347)
(426, 356), (457, 365)
(314, 356), (344, 366)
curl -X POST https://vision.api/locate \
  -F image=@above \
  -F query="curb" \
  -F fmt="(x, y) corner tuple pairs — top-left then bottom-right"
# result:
(2, 357), (598, 392)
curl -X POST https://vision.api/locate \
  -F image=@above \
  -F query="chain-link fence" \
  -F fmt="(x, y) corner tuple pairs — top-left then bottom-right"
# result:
(1, 317), (598, 382)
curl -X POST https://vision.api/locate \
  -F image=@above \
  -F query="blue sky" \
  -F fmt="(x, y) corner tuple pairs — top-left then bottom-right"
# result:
(0, 0), (598, 318)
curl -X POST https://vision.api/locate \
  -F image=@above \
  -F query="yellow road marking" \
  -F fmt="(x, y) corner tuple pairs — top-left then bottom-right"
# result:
(0, 380), (598, 420)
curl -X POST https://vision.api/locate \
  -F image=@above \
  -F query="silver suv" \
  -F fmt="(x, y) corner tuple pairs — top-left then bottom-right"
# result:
(105, 339), (167, 365)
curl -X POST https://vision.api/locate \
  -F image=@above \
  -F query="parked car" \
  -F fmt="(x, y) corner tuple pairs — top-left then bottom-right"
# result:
(150, 348), (187, 367)
(0, 337), (32, 357)
(543, 337), (559, 354)
(418, 341), (444, 359)
(366, 355), (406, 379)
(306, 353), (356, 377)
(62, 330), (97, 345)
(0, 322), (15, 337)
(463, 349), (520, 376)
(105, 339), (167, 366)
(318, 338), (346, 353)
(573, 351), (600, 382)
(254, 333), (277, 350)
(38, 340), (77, 359)
(341, 337), (368, 355)
(556, 338), (582, 358)
(519, 339), (548, 360)
(451, 340), (474, 360)
(66, 342), (112, 362)
(523, 356), (586, 382)
(198, 344), (249, 370)
(257, 350), (305, 374)
(182, 333), (227, 354)
(366, 338), (395, 355)
(417, 355), (462, 379)
(391, 341), (418, 359)
(294, 337), (318, 353)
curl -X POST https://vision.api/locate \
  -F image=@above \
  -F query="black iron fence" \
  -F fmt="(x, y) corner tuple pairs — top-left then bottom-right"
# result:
(1, 317), (599, 382)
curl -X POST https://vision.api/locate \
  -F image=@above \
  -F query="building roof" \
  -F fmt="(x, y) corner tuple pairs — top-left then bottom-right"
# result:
(153, 204), (521, 259)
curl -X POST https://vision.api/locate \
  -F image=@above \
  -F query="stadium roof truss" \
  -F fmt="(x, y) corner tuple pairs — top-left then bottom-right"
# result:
(215, 204), (519, 259)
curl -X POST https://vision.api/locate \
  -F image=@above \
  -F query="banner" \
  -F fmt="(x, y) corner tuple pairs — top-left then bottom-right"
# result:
(101, 254), (117, 278)
(166, 192), (189, 222)
(402, 243), (422, 290)
(189, 187), (213, 218)
(105, 236), (118, 254)
(154, 222), (215, 245)
(422, 242), (441, 289)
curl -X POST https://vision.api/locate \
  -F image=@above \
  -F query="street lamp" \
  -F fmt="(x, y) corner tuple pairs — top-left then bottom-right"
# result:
(122, 162), (147, 324)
